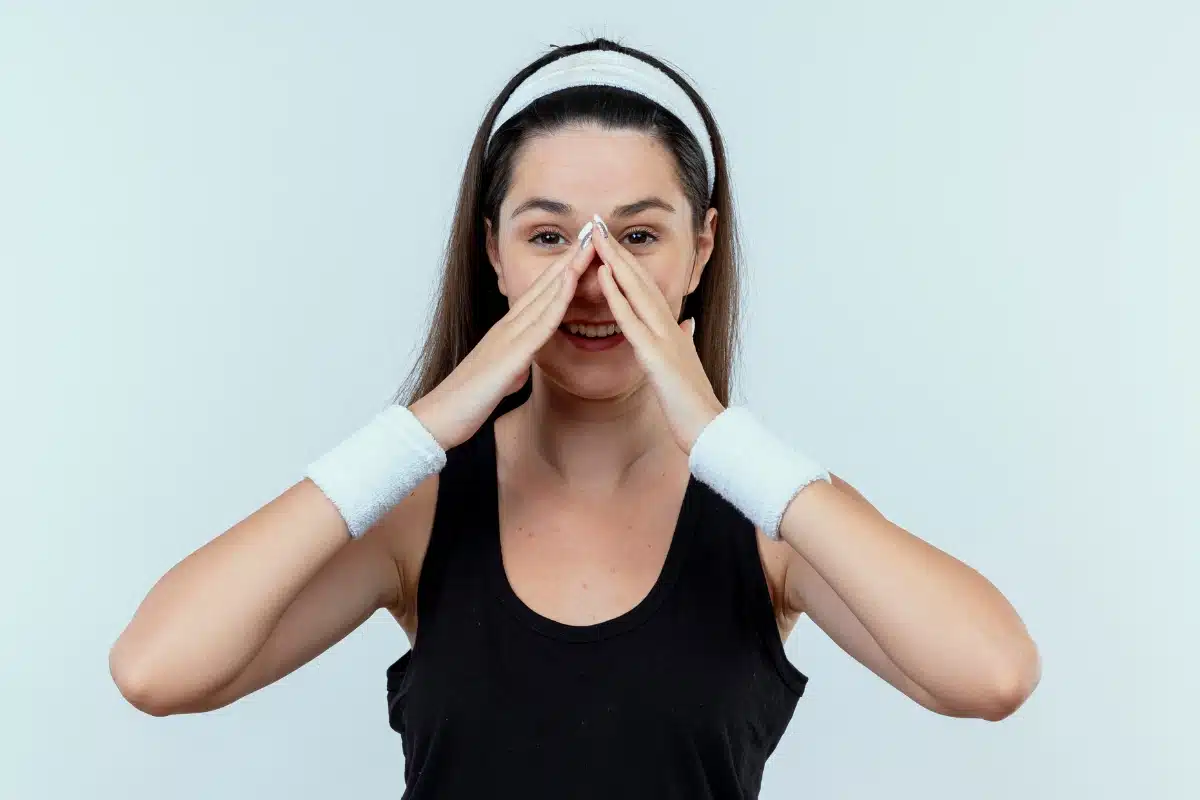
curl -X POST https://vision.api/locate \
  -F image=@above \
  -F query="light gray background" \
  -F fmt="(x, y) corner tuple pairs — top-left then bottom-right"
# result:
(1, 2), (1193, 798)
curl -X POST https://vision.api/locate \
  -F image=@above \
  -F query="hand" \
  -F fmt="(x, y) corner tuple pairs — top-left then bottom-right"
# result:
(590, 213), (726, 454)
(410, 222), (598, 450)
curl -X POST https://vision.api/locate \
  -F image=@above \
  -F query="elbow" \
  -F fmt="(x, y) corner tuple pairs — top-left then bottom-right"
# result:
(109, 643), (181, 717)
(976, 639), (1042, 722)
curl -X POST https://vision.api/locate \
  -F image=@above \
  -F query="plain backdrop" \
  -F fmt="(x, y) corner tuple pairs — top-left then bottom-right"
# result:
(1, 2), (1194, 798)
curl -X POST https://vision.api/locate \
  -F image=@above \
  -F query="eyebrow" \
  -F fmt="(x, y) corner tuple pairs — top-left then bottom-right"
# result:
(508, 196), (677, 220)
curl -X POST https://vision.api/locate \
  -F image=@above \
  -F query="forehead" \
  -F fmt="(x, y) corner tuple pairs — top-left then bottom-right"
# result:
(503, 125), (684, 214)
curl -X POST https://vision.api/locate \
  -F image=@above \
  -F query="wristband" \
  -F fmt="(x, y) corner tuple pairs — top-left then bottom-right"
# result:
(688, 406), (830, 540)
(305, 404), (447, 540)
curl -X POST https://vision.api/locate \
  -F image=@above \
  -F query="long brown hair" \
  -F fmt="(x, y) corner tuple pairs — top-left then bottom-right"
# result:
(392, 38), (743, 421)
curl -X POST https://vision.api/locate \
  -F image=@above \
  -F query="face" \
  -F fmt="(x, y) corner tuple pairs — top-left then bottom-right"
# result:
(485, 124), (717, 400)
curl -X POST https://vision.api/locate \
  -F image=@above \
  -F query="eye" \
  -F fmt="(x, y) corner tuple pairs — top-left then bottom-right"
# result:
(528, 228), (567, 248)
(624, 228), (659, 246)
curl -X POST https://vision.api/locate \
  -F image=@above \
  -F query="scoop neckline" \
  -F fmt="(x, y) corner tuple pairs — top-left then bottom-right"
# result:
(482, 413), (698, 644)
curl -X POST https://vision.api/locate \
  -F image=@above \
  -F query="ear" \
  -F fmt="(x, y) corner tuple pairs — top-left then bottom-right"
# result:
(688, 207), (718, 295)
(484, 217), (508, 297)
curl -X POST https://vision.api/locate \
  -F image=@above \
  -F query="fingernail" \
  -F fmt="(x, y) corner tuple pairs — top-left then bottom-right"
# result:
(577, 220), (593, 250)
(592, 213), (609, 239)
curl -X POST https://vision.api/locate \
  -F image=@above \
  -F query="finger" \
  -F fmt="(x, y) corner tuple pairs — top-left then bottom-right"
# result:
(590, 217), (674, 336)
(506, 251), (571, 319)
(593, 249), (670, 339)
(508, 221), (595, 317)
(596, 262), (653, 351)
(588, 216), (649, 291)
(590, 215), (669, 302)
(511, 261), (582, 353)
(514, 238), (592, 338)
(504, 261), (565, 321)
(510, 269), (568, 336)
(530, 258), (584, 338)
(680, 317), (697, 347)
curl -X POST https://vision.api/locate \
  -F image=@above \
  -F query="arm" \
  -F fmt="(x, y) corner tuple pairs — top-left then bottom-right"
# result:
(779, 474), (1040, 721)
(109, 475), (436, 716)
(579, 230), (1040, 719)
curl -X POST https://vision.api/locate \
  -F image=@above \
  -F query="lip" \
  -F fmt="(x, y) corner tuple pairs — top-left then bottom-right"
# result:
(556, 327), (626, 352)
(560, 320), (618, 326)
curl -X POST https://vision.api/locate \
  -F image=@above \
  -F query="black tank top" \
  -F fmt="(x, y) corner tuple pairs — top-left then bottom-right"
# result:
(385, 412), (807, 798)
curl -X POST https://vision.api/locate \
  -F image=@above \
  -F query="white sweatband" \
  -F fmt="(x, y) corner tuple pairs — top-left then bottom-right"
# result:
(487, 49), (716, 197)
(688, 406), (831, 540)
(304, 405), (447, 540)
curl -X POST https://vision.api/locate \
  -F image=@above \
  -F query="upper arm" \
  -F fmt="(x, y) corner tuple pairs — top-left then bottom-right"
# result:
(780, 474), (964, 717)
(183, 475), (439, 713)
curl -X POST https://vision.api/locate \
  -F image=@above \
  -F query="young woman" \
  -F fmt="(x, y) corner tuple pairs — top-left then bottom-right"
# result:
(110, 37), (1040, 798)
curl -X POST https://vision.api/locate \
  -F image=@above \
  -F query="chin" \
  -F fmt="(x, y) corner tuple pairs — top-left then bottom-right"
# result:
(534, 349), (644, 402)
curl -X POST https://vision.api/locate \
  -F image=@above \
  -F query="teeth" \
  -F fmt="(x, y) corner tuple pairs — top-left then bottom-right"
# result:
(566, 322), (621, 338)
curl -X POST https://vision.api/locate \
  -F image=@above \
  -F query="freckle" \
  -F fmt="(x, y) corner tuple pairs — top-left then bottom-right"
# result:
(582, 582), (588, 590)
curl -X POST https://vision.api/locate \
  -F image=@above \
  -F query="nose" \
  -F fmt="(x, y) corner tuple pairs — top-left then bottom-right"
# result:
(573, 250), (608, 303)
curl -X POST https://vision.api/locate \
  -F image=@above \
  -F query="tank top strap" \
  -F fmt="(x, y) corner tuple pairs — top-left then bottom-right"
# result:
(692, 479), (811, 697)
(414, 414), (497, 622)
(386, 415), (495, 711)
(387, 413), (809, 795)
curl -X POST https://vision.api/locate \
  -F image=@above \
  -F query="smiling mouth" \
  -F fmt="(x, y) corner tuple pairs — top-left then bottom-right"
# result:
(559, 322), (622, 339)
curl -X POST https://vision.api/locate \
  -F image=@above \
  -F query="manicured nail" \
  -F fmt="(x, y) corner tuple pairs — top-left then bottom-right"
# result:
(592, 213), (609, 239)
(577, 220), (593, 250)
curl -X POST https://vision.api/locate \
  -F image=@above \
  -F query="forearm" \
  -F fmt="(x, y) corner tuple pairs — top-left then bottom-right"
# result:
(109, 479), (349, 709)
(779, 480), (1040, 717)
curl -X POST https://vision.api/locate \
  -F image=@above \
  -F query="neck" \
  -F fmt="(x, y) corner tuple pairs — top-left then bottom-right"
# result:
(511, 368), (680, 495)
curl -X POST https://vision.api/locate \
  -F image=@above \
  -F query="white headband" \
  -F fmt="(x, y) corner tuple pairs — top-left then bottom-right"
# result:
(487, 49), (716, 197)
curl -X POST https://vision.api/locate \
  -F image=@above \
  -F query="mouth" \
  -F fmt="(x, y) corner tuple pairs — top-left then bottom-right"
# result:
(557, 321), (626, 351)
(561, 321), (621, 338)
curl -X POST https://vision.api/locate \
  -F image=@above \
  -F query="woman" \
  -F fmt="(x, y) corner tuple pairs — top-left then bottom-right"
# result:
(110, 37), (1040, 797)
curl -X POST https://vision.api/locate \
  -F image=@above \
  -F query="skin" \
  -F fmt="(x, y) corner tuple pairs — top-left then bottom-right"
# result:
(465, 125), (729, 630)
(476, 123), (1041, 721)
(486, 126), (713, 407)
(108, 123), (1039, 723)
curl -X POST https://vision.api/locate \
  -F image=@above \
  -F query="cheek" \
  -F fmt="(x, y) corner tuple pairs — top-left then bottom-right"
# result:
(641, 253), (692, 305)
(498, 246), (552, 300)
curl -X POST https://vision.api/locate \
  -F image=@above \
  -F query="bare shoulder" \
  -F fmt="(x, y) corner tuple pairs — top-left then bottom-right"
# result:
(371, 473), (440, 639)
